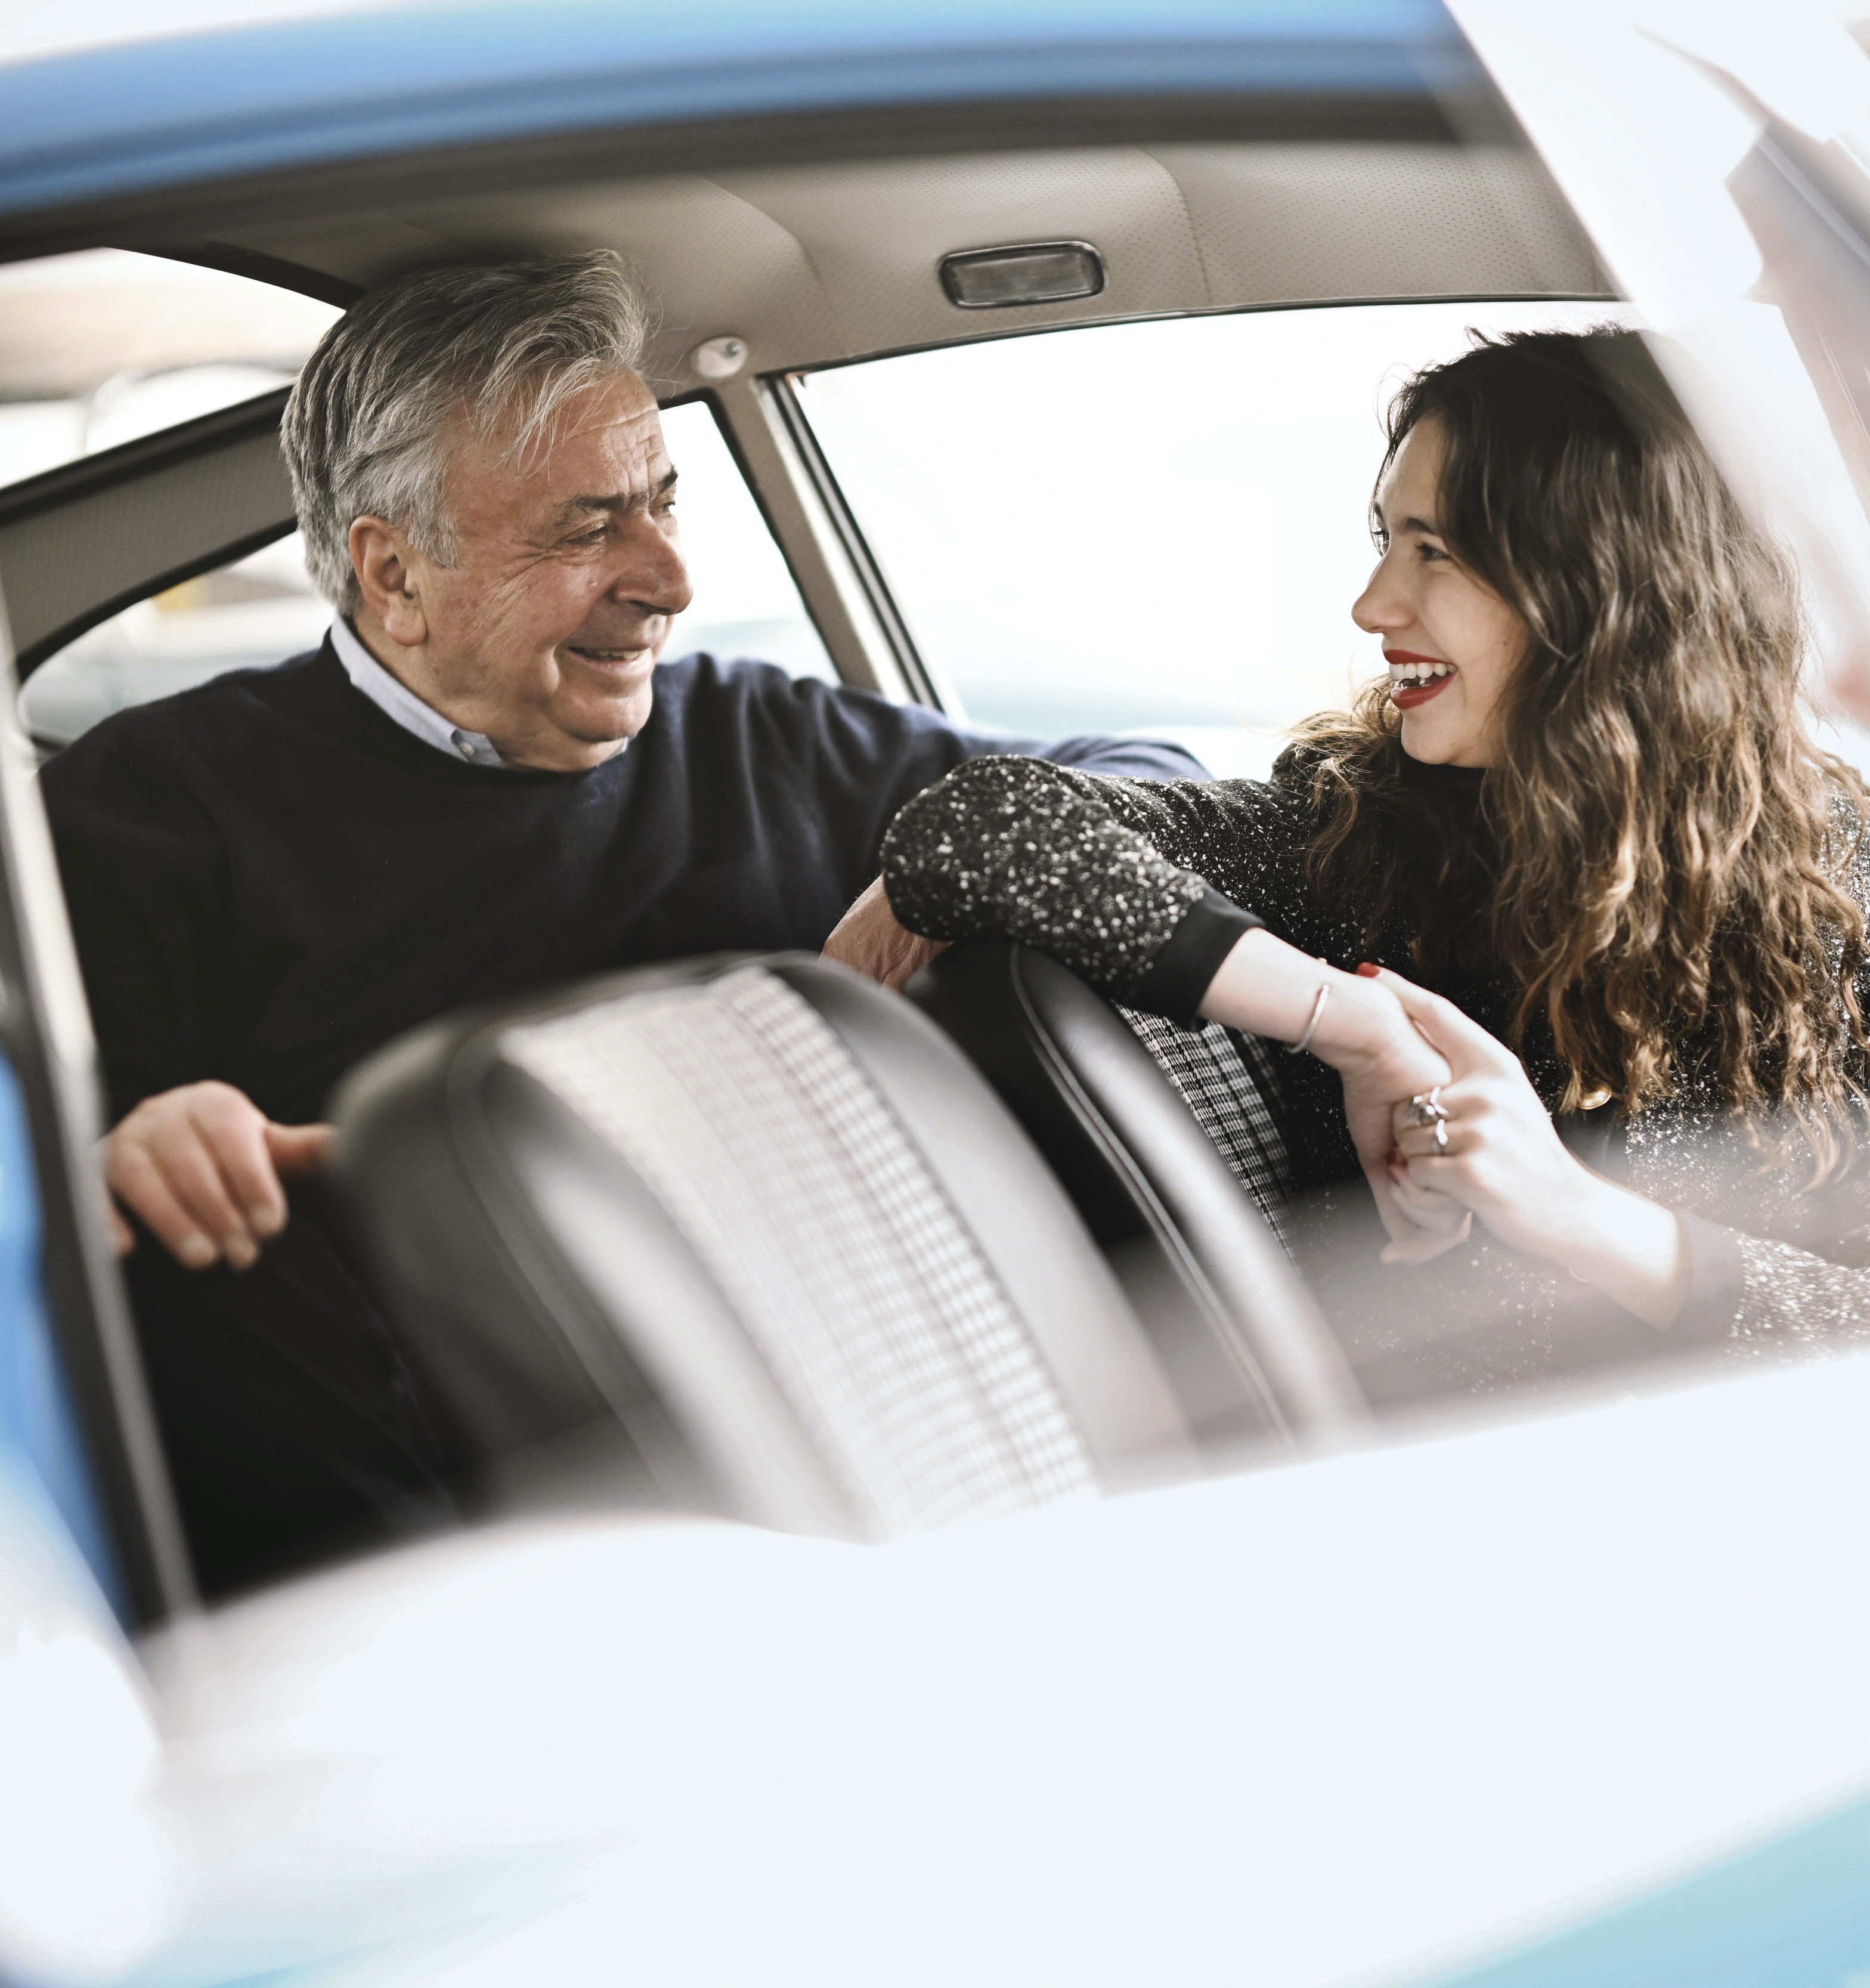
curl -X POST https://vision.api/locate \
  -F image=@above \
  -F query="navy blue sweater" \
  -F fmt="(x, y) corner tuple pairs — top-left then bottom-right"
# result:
(41, 640), (1203, 1590)
(44, 641), (1203, 1127)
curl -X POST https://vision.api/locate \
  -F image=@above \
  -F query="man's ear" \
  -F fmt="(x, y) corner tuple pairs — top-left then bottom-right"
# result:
(349, 517), (429, 647)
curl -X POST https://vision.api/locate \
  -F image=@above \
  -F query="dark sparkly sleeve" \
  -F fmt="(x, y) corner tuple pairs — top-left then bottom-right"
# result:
(1658, 1211), (1870, 1347)
(1654, 789), (1870, 1347)
(1728, 1230), (1870, 1341)
(880, 755), (1294, 1018)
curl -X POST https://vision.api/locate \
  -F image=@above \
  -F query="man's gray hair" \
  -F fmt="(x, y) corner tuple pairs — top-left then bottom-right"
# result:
(281, 251), (651, 611)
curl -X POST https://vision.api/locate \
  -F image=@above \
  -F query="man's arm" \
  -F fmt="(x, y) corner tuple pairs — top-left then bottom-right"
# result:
(1026, 732), (1209, 782)
(43, 734), (327, 1271)
(783, 671), (1206, 894)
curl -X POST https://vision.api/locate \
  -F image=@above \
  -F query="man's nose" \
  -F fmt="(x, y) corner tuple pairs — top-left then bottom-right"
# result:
(612, 517), (694, 619)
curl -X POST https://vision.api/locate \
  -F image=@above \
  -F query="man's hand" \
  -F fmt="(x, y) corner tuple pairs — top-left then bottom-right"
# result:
(822, 876), (949, 991)
(104, 1081), (333, 1272)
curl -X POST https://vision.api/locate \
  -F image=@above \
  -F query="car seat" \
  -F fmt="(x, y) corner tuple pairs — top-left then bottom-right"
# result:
(328, 954), (1360, 1545)
(903, 944), (1698, 1416)
(903, 941), (1370, 1439)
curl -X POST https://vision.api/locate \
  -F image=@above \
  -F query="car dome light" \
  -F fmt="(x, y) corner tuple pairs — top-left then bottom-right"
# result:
(938, 242), (1104, 309)
(689, 335), (749, 379)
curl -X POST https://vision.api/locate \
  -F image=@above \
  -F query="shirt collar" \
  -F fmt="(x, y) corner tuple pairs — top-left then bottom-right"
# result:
(329, 618), (504, 768)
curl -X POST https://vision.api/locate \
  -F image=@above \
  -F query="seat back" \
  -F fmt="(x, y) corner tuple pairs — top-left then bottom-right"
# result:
(1115, 1004), (1296, 1250)
(329, 954), (1200, 1541)
(905, 942), (1370, 1448)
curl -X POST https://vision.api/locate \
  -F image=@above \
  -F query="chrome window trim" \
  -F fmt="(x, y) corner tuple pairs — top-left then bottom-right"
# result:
(710, 373), (959, 709)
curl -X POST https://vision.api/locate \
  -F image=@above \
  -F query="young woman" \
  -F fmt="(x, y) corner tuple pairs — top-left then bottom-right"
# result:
(840, 330), (1870, 1364)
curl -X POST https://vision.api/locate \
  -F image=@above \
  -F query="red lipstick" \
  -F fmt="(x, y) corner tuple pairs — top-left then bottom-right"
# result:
(1385, 649), (1457, 712)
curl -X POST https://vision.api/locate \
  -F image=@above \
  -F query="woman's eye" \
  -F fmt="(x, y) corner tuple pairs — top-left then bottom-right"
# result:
(1416, 541), (1450, 564)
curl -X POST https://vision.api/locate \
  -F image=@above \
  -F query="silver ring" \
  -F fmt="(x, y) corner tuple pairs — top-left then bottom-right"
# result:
(1403, 1087), (1448, 1129)
(1431, 1117), (1448, 1153)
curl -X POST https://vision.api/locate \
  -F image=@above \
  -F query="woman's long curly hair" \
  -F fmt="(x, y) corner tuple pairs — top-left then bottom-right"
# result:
(1292, 328), (1868, 1175)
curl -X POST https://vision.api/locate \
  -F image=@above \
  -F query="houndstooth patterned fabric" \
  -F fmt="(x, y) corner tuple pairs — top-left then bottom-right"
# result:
(504, 966), (1096, 1536)
(1116, 1007), (1296, 1253)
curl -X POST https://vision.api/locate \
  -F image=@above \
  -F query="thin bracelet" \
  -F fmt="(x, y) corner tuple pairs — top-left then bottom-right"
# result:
(1285, 979), (1330, 1056)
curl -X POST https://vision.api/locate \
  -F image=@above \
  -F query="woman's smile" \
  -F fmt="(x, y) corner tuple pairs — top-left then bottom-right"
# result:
(1354, 422), (1522, 765)
(1385, 648), (1457, 709)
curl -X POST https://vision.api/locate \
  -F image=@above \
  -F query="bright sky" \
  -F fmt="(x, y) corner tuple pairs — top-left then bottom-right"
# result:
(0, 0), (392, 69)
(803, 300), (1632, 749)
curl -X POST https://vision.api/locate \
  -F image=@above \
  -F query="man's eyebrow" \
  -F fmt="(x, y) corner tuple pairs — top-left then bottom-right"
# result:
(552, 466), (679, 523)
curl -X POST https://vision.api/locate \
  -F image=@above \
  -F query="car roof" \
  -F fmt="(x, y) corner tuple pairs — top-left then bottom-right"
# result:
(0, 0), (1478, 222)
(0, 0), (1605, 392)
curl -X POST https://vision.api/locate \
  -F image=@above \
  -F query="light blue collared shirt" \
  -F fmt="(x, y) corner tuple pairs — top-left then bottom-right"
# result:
(329, 617), (505, 768)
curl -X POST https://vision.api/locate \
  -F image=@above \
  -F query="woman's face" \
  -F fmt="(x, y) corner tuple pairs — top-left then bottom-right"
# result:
(1352, 419), (1528, 768)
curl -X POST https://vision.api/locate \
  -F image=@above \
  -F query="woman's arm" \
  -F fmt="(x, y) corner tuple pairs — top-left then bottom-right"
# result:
(880, 756), (1327, 1011)
(1376, 966), (1870, 1339)
(1547, 1185), (1691, 1328)
(881, 756), (1230, 1006)
(1374, 970), (1692, 1325)
(874, 755), (1461, 1247)
(1718, 1230), (1870, 1343)
(1203, 932), (1465, 1254)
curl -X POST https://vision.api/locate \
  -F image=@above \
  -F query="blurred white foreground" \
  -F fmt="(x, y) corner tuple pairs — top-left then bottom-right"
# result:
(8, 1346), (1870, 1987)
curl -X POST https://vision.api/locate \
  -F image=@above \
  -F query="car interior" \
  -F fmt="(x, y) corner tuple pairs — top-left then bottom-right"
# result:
(3, 62), (1740, 1615)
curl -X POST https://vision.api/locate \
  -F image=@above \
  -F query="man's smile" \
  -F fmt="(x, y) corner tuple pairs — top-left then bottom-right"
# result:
(564, 642), (655, 667)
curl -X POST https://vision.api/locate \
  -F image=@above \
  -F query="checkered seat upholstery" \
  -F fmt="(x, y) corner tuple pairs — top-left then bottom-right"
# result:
(329, 953), (1295, 1542)
(1114, 1007), (1297, 1252)
(906, 942), (1367, 1449)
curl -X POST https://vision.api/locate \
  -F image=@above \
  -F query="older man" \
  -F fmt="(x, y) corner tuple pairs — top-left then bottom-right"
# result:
(43, 252), (1200, 1589)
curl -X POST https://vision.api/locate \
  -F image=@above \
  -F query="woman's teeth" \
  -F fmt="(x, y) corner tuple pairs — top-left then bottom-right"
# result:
(1387, 660), (1456, 684)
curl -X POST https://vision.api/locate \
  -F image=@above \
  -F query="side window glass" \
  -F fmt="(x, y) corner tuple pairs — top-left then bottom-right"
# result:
(658, 398), (834, 682)
(0, 248), (342, 489)
(21, 398), (835, 748)
(0, 247), (340, 746)
(20, 535), (328, 749)
(797, 302), (1628, 777)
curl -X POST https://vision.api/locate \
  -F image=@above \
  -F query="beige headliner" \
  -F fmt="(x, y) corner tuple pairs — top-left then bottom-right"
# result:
(0, 137), (1614, 701)
(206, 139), (1609, 391)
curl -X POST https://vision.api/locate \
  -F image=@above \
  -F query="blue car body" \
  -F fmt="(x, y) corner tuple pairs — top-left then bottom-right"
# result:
(1, 7), (1867, 1984)
(0, 0), (1476, 218)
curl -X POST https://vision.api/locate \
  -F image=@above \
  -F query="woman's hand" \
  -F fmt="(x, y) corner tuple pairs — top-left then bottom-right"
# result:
(1313, 972), (1470, 1263)
(1199, 932), (1465, 1259)
(1372, 969), (1689, 1326)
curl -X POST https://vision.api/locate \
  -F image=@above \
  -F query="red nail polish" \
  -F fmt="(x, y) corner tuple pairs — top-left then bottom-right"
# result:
(1357, 962), (1381, 978)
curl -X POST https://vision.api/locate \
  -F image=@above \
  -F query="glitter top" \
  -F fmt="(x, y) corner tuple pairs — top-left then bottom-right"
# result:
(882, 752), (1870, 1347)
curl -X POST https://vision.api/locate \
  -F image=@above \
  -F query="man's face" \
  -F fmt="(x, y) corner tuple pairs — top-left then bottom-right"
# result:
(375, 370), (693, 770)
